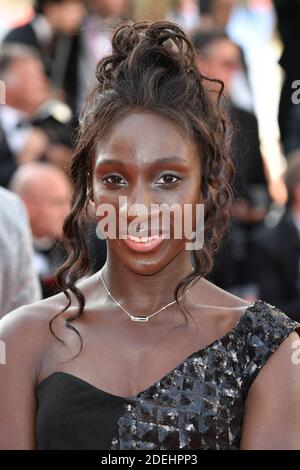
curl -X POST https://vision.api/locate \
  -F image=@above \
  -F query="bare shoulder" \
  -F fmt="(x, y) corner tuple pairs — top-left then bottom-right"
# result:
(0, 292), (66, 337)
(187, 277), (251, 326)
(0, 270), (101, 337)
(0, 292), (69, 368)
(240, 329), (300, 449)
(195, 277), (249, 308)
(0, 271), (103, 370)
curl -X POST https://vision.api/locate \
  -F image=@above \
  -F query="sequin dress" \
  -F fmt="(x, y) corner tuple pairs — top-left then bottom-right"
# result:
(35, 299), (300, 450)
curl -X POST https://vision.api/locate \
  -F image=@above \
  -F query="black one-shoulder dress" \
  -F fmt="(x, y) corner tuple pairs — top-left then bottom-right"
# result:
(35, 299), (300, 450)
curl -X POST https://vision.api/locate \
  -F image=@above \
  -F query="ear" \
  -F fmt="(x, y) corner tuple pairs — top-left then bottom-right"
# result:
(87, 196), (96, 219)
(86, 178), (96, 218)
(87, 172), (94, 202)
(89, 187), (95, 203)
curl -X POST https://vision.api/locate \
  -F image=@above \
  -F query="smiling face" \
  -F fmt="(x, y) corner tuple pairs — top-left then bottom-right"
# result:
(92, 111), (202, 275)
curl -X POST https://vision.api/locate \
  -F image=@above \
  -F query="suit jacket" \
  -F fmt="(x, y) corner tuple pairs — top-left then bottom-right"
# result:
(251, 208), (300, 321)
(0, 102), (74, 188)
(3, 21), (81, 113)
(0, 188), (41, 317)
(274, 0), (300, 77)
(274, 1), (300, 154)
(0, 125), (16, 188)
(230, 105), (269, 206)
(33, 240), (67, 299)
(208, 105), (270, 290)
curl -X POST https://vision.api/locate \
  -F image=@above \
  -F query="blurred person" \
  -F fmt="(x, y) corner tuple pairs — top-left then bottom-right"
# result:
(192, 29), (270, 293)
(0, 187), (41, 318)
(0, 44), (74, 188)
(250, 151), (300, 321)
(3, 0), (86, 112)
(226, 1), (281, 191)
(274, 0), (300, 155)
(9, 162), (71, 298)
(167, 0), (201, 33)
(227, 0), (275, 63)
(78, 0), (130, 108)
(199, 0), (237, 29)
(131, 0), (170, 22)
(9, 161), (107, 296)
(193, 29), (270, 213)
(85, 0), (129, 18)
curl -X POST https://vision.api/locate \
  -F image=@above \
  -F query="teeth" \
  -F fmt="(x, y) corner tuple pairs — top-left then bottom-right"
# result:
(127, 235), (161, 243)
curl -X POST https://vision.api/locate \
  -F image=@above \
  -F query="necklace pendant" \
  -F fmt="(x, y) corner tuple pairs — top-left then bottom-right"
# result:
(130, 315), (149, 322)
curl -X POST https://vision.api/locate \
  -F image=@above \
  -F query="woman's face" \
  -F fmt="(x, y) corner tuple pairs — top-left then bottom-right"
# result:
(92, 111), (202, 275)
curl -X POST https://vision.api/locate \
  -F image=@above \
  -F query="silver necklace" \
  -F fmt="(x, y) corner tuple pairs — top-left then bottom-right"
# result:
(100, 270), (191, 323)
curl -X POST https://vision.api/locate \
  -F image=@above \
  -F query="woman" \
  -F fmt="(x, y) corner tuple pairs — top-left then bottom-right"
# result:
(0, 21), (300, 450)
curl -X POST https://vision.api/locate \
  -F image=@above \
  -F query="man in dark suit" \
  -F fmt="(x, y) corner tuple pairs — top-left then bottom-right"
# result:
(0, 44), (74, 188)
(192, 29), (270, 292)
(198, 0), (237, 29)
(3, 0), (85, 113)
(251, 153), (300, 321)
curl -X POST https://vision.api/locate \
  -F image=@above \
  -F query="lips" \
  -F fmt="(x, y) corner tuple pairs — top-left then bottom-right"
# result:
(122, 233), (165, 252)
(126, 234), (161, 242)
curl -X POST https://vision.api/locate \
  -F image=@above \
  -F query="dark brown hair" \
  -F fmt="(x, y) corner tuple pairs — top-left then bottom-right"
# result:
(51, 20), (235, 355)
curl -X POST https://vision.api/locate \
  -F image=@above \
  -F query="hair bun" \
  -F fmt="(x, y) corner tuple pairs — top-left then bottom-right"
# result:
(95, 21), (196, 88)
(111, 23), (142, 58)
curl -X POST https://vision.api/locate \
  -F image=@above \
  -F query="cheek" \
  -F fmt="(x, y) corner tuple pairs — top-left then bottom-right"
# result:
(92, 189), (119, 226)
(92, 190), (121, 240)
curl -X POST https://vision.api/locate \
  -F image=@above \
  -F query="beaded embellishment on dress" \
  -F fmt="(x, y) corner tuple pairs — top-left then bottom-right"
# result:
(109, 300), (300, 450)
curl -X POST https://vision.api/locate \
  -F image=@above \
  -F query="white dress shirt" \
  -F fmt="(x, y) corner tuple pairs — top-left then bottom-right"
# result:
(0, 105), (32, 155)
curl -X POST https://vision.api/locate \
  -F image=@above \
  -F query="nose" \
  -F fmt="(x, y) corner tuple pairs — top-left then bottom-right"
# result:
(120, 180), (154, 217)
(119, 182), (161, 232)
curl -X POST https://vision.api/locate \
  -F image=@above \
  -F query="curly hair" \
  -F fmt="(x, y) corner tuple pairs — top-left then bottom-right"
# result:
(51, 20), (235, 356)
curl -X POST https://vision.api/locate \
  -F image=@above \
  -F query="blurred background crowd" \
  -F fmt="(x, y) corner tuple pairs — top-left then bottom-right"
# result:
(0, 0), (300, 322)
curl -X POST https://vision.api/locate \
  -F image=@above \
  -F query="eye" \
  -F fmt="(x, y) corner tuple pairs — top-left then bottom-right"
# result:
(102, 174), (127, 186)
(155, 173), (182, 185)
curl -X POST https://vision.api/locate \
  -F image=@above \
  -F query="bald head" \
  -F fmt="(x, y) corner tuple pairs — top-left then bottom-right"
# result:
(10, 162), (69, 195)
(10, 163), (72, 239)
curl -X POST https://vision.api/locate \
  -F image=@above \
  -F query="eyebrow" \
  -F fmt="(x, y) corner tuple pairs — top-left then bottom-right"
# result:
(95, 156), (189, 168)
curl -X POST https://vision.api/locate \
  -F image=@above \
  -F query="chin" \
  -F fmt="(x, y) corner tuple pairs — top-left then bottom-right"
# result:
(108, 239), (186, 276)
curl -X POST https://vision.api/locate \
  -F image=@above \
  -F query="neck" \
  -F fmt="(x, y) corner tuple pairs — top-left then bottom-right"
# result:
(101, 247), (194, 315)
